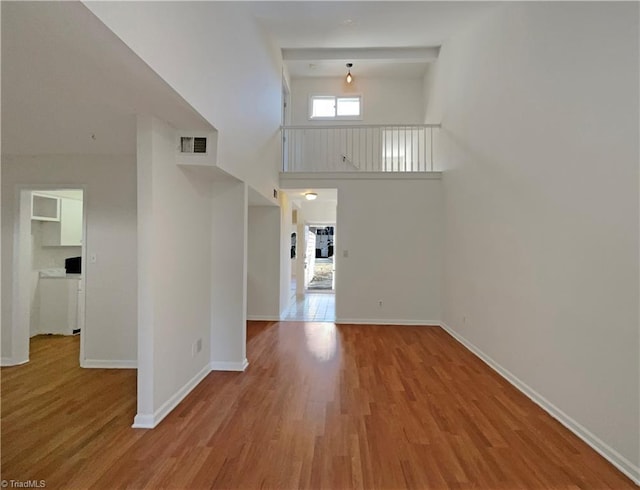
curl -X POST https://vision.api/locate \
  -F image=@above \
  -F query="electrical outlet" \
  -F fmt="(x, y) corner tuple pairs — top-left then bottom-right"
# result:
(192, 338), (203, 357)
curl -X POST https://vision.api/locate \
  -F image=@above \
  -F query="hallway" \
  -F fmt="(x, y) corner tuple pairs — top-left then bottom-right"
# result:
(282, 292), (336, 322)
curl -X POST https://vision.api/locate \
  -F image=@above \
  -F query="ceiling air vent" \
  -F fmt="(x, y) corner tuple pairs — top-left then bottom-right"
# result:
(180, 136), (207, 154)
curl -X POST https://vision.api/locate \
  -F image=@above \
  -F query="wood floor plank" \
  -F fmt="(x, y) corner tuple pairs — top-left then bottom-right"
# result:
(1, 325), (636, 489)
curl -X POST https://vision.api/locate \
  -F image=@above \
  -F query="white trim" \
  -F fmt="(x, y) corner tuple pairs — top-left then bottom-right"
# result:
(282, 123), (441, 130)
(247, 315), (280, 321)
(439, 322), (640, 486)
(282, 47), (440, 63)
(131, 363), (211, 429)
(336, 318), (440, 326)
(131, 413), (155, 429)
(81, 359), (137, 369)
(1, 357), (29, 367)
(210, 358), (249, 372)
(280, 171), (442, 183)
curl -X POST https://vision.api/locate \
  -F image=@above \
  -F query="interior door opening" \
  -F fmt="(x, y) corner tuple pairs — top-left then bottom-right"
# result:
(305, 224), (335, 292)
(13, 188), (86, 366)
(281, 188), (337, 322)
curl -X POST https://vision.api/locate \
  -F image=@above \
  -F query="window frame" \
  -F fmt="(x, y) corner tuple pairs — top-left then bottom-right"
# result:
(308, 94), (363, 121)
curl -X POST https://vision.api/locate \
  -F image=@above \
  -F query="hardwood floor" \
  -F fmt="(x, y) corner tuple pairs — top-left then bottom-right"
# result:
(1, 325), (635, 489)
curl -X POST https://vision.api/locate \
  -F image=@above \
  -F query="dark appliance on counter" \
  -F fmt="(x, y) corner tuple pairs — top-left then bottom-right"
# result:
(65, 256), (81, 274)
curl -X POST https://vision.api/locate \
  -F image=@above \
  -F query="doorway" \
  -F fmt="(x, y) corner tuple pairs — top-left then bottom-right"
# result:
(290, 208), (298, 299)
(305, 225), (335, 292)
(13, 188), (87, 365)
(281, 188), (337, 322)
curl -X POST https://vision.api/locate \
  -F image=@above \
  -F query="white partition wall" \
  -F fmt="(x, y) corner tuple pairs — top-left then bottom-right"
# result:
(135, 115), (214, 428)
(247, 206), (281, 321)
(279, 193), (293, 316)
(279, 175), (443, 326)
(211, 180), (249, 371)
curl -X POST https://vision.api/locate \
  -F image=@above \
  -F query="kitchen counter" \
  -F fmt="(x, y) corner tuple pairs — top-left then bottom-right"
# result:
(39, 268), (81, 279)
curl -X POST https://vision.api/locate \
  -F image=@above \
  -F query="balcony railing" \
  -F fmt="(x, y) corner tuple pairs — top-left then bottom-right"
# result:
(282, 124), (440, 173)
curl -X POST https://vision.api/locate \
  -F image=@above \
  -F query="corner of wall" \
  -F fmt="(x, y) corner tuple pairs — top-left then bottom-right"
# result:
(133, 361), (211, 430)
(439, 321), (640, 485)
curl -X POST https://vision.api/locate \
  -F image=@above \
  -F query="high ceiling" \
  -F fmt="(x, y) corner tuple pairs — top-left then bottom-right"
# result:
(250, 1), (500, 78)
(1, 1), (500, 156)
(1, 2), (213, 156)
(251, 2), (498, 48)
(282, 46), (439, 79)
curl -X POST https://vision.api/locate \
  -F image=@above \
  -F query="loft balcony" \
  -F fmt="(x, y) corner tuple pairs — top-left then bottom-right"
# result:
(281, 124), (440, 174)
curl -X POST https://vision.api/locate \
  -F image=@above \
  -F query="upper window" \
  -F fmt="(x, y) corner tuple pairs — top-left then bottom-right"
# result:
(310, 95), (362, 120)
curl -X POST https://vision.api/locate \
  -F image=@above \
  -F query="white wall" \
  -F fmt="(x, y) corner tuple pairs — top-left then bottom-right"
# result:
(294, 206), (306, 297)
(336, 179), (441, 324)
(1, 155), (137, 364)
(85, 2), (283, 204)
(279, 193), (293, 315)
(426, 2), (639, 480)
(210, 180), (248, 369)
(1, 0), (3, 371)
(281, 176), (443, 324)
(290, 77), (426, 126)
(135, 115), (214, 426)
(247, 206), (281, 320)
(298, 200), (337, 224)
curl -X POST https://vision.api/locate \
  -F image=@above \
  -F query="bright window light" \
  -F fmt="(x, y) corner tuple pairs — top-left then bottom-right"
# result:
(336, 97), (360, 117)
(311, 97), (336, 118)
(310, 95), (362, 119)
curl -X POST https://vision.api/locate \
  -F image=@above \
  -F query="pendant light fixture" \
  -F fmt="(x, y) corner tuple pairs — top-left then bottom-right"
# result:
(346, 63), (353, 84)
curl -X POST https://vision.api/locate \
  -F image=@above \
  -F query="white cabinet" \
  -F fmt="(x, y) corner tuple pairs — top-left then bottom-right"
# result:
(31, 193), (60, 221)
(38, 277), (81, 335)
(42, 198), (83, 246)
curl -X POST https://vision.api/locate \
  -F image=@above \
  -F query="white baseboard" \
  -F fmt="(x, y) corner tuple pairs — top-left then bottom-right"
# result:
(210, 358), (249, 372)
(439, 322), (640, 485)
(132, 413), (155, 429)
(247, 315), (280, 321)
(81, 359), (137, 369)
(131, 362), (211, 429)
(336, 318), (440, 326)
(1, 357), (29, 367)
